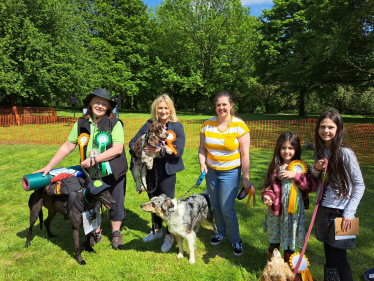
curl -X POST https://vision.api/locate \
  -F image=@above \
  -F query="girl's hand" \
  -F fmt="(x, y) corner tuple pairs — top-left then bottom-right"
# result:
(278, 170), (296, 180)
(341, 217), (352, 232)
(200, 164), (208, 174)
(315, 159), (326, 171)
(33, 166), (52, 177)
(263, 195), (273, 206)
(143, 145), (160, 155)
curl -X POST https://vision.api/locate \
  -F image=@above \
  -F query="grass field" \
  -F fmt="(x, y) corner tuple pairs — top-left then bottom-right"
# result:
(54, 106), (374, 124)
(0, 144), (373, 280)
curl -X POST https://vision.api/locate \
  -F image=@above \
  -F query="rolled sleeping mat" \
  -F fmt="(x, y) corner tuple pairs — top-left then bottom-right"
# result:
(22, 165), (83, 191)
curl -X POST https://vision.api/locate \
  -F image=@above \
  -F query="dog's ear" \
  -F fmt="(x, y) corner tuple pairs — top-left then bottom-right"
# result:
(162, 199), (174, 210)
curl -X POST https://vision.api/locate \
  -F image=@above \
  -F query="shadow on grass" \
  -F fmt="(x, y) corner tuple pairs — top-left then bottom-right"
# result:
(16, 207), (150, 262)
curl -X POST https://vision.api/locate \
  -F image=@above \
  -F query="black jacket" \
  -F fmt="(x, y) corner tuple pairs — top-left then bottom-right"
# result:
(129, 119), (185, 175)
(78, 115), (127, 180)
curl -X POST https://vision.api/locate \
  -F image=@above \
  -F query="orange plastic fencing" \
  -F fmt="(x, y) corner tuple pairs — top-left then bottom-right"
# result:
(0, 106), (57, 127)
(0, 115), (373, 165)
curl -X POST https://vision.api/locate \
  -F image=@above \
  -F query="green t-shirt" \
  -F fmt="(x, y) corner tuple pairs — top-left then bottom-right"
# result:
(67, 117), (124, 158)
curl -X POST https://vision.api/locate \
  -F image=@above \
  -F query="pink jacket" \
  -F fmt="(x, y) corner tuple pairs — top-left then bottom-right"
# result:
(262, 171), (318, 216)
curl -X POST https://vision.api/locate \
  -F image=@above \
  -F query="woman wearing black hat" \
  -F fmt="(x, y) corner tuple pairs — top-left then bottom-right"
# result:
(35, 88), (127, 250)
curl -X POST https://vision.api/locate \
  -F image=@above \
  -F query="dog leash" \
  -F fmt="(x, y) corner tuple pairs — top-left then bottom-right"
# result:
(178, 171), (206, 200)
(293, 159), (328, 276)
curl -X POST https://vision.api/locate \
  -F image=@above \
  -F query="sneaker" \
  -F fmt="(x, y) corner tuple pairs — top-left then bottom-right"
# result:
(161, 235), (174, 252)
(210, 234), (226, 245)
(143, 230), (163, 242)
(232, 239), (243, 256)
(111, 230), (124, 250)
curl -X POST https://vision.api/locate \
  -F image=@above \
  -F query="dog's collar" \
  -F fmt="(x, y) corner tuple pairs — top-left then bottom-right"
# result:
(83, 189), (96, 206)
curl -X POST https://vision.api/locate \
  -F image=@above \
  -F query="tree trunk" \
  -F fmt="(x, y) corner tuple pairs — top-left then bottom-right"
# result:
(10, 93), (18, 106)
(238, 98), (243, 114)
(131, 95), (137, 110)
(204, 94), (209, 113)
(299, 87), (307, 116)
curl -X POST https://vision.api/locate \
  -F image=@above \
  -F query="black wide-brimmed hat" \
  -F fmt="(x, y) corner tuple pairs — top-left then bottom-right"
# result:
(83, 88), (117, 108)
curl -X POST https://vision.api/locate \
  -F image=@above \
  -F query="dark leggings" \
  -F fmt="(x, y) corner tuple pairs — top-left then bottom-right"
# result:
(268, 243), (294, 254)
(324, 242), (353, 281)
(146, 165), (176, 234)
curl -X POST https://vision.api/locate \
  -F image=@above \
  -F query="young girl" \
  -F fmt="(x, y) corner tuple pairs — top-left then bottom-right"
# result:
(313, 110), (365, 281)
(262, 132), (317, 276)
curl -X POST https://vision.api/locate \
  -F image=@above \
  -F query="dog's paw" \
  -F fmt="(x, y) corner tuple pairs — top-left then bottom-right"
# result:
(164, 146), (173, 154)
(189, 258), (195, 264)
(177, 253), (184, 259)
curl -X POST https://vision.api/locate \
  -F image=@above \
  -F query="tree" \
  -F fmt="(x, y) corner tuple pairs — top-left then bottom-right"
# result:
(150, 0), (261, 113)
(74, 0), (153, 108)
(0, 0), (96, 106)
(256, 0), (374, 116)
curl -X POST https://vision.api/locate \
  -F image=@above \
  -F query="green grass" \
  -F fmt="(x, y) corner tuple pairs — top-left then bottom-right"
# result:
(54, 106), (374, 123)
(0, 144), (373, 280)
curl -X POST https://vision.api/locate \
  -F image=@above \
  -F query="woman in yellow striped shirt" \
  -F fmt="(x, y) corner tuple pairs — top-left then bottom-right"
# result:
(199, 91), (251, 256)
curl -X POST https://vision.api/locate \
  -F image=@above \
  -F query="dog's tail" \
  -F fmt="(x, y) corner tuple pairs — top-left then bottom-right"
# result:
(201, 192), (214, 223)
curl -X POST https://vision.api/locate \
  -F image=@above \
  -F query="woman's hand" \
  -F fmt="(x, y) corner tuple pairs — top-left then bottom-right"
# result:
(243, 178), (251, 193)
(81, 157), (94, 169)
(263, 195), (273, 206)
(315, 159), (326, 171)
(200, 163), (208, 174)
(341, 217), (352, 232)
(33, 166), (52, 177)
(143, 145), (160, 155)
(278, 170), (296, 180)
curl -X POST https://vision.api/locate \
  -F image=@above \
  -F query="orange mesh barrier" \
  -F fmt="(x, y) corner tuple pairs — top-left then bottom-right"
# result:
(0, 116), (373, 165)
(0, 106), (57, 126)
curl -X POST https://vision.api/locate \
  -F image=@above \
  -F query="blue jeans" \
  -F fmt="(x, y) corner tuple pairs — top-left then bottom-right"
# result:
(206, 165), (241, 243)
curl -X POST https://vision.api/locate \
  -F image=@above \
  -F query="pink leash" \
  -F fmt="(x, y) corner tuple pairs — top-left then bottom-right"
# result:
(293, 159), (328, 277)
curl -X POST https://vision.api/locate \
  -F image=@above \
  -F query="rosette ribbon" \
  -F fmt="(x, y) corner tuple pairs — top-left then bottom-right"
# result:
(246, 185), (256, 207)
(289, 253), (313, 281)
(95, 131), (112, 175)
(77, 133), (90, 162)
(288, 160), (308, 214)
(166, 130), (178, 155)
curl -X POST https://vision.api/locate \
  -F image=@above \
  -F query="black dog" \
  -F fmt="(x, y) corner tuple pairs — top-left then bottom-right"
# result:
(25, 182), (115, 265)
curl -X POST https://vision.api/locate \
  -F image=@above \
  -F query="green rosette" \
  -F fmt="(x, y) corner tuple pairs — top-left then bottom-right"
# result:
(95, 131), (112, 175)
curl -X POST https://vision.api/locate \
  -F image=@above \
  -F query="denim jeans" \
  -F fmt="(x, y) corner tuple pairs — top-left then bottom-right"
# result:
(206, 165), (241, 243)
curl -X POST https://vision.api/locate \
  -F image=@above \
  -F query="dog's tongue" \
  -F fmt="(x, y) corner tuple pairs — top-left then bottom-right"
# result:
(104, 203), (112, 209)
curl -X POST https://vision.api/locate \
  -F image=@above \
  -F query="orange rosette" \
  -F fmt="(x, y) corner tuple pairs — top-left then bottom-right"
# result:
(166, 130), (177, 155)
(77, 133), (90, 162)
(289, 253), (313, 281)
(288, 160), (308, 214)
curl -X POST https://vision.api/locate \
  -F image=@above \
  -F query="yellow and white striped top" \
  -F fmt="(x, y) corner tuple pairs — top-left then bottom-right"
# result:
(200, 116), (250, 171)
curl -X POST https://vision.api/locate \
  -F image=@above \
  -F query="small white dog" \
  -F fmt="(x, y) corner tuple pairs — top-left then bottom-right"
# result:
(261, 249), (295, 281)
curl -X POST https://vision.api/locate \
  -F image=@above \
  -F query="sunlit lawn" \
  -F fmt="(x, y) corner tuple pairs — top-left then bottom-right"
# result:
(0, 144), (373, 280)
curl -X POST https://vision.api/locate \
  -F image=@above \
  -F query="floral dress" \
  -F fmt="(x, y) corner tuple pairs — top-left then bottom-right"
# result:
(263, 177), (306, 251)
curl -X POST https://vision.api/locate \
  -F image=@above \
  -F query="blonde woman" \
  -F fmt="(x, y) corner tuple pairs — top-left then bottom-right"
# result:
(129, 94), (185, 253)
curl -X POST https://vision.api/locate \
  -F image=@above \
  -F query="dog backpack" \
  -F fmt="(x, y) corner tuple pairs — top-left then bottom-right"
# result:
(45, 176), (86, 219)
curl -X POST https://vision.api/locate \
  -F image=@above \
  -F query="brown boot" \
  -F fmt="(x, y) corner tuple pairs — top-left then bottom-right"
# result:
(284, 252), (300, 281)
(111, 230), (124, 250)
